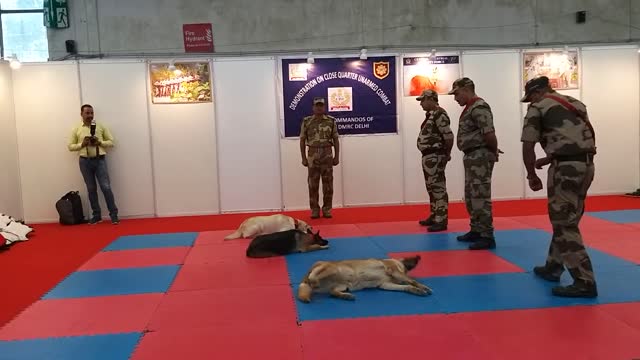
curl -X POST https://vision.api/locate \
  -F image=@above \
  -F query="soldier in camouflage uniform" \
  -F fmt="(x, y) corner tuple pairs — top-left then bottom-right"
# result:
(300, 97), (340, 219)
(521, 76), (598, 298)
(416, 89), (454, 232)
(448, 78), (501, 250)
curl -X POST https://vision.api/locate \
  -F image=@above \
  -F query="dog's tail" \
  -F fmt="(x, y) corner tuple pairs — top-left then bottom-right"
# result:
(223, 229), (242, 240)
(297, 262), (332, 303)
(297, 280), (314, 303)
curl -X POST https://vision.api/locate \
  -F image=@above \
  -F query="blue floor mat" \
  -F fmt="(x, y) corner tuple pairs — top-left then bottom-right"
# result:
(587, 210), (640, 224)
(293, 267), (640, 321)
(43, 265), (181, 299)
(288, 230), (640, 321)
(102, 232), (199, 251)
(0, 333), (142, 360)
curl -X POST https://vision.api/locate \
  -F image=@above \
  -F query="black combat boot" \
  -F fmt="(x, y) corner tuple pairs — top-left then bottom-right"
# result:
(427, 222), (447, 232)
(468, 237), (496, 250)
(419, 216), (434, 226)
(552, 281), (598, 298)
(457, 231), (481, 242)
(533, 264), (563, 282)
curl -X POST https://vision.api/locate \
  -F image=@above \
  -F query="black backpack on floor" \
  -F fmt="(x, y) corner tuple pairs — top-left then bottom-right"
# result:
(55, 191), (86, 225)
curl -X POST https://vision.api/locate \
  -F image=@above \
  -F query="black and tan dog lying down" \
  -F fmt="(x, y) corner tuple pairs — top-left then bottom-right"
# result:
(245, 229), (329, 258)
(297, 255), (432, 302)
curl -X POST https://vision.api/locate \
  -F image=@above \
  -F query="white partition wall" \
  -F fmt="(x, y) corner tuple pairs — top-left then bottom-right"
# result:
(341, 134), (405, 206)
(148, 60), (219, 217)
(213, 58), (282, 212)
(0, 63), (22, 219)
(12, 62), (83, 222)
(4, 45), (639, 222)
(402, 52), (464, 204)
(582, 46), (640, 193)
(462, 50), (526, 200)
(78, 60), (155, 218)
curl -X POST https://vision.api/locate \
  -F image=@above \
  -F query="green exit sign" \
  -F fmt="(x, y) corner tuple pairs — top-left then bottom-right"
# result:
(43, 0), (69, 29)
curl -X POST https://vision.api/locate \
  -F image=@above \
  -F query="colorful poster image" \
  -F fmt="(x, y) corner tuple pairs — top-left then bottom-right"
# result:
(149, 62), (212, 104)
(523, 51), (579, 89)
(402, 56), (461, 96)
(281, 56), (398, 137)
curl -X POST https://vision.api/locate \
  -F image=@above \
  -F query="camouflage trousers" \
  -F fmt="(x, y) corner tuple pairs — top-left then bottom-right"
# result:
(544, 159), (596, 285)
(307, 147), (334, 212)
(422, 154), (449, 224)
(463, 148), (496, 238)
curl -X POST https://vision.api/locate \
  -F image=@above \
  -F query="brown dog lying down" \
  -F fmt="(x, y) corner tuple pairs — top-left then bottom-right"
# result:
(245, 229), (329, 258)
(224, 214), (312, 240)
(297, 255), (432, 302)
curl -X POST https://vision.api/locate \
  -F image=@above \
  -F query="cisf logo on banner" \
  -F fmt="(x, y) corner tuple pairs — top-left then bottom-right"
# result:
(328, 87), (353, 112)
(183, 23), (214, 53)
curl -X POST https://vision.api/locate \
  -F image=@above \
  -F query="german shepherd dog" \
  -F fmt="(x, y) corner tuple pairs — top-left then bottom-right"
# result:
(245, 229), (329, 258)
(297, 255), (431, 302)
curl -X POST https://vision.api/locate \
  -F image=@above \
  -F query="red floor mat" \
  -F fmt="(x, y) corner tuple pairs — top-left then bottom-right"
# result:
(301, 314), (493, 360)
(0, 293), (163, 340)
(146, 286), (296, 331)
(0, 195), (637, 327)
(455, 305), (640, 360)
(131, 321), (302, 360)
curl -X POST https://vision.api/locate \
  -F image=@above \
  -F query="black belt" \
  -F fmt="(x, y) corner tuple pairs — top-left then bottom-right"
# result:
(554, 153), (594, 162)
(421, 148), (447, 156)
(81, 155), (105, 160)
(462, 145), (487, 155)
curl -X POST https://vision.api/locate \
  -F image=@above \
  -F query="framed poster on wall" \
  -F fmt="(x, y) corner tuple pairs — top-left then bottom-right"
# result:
(149, 62), (212, 104)
(402, 55), (461, 96)
(523, 51), (579, 89)
(280, 56), (398, 138)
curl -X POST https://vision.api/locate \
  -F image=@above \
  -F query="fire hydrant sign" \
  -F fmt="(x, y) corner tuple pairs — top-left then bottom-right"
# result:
(183, 23), (214, 53)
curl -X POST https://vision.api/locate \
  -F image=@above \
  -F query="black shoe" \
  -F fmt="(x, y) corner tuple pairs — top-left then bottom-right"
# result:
(427, 223), (447, 232)
(311, 210), (320, 219)
(468, 237), (496, 250)
(533, 265), (561, 282)
(457, 231), (481, 242)
(552, 283), (598, 298)
(419, 217), (434, 226)
(88, 217), (102, 225)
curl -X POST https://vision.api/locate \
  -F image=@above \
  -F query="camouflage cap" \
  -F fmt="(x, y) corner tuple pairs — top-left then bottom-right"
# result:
(447, 77), (474, 95)
(416, 89), (438, 102)
(313, 97), (325, 104)
(521, 76), (550, 102)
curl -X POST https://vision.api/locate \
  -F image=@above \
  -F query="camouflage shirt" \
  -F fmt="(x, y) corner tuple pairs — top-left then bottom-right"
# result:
(521, 92), (595, 156)
(417, 107), (454, 154)
(300, 114), (339, 146)
(456, 98), (495, 151)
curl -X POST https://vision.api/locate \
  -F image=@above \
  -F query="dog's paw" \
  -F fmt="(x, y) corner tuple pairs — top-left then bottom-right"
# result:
(341, 293), (356, 301)
(421, 285), (433, 295)
(320, 245), (330, 250)
(410, 286), (431, 296)
(298, 296), (312, 303)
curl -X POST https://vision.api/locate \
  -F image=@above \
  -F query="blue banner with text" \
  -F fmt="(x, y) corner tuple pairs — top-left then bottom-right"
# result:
(281, 56), (398, 137)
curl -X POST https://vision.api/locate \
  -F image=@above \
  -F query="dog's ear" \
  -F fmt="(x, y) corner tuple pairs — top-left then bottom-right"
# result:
(401, 255), (421, 271)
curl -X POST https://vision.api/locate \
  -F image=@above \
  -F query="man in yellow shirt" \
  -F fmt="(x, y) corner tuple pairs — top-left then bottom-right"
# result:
(68, 104), (119, 225)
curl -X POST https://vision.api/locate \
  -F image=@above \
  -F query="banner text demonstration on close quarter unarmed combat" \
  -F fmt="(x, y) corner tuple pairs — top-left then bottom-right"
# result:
(281, 56), (398, 137)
